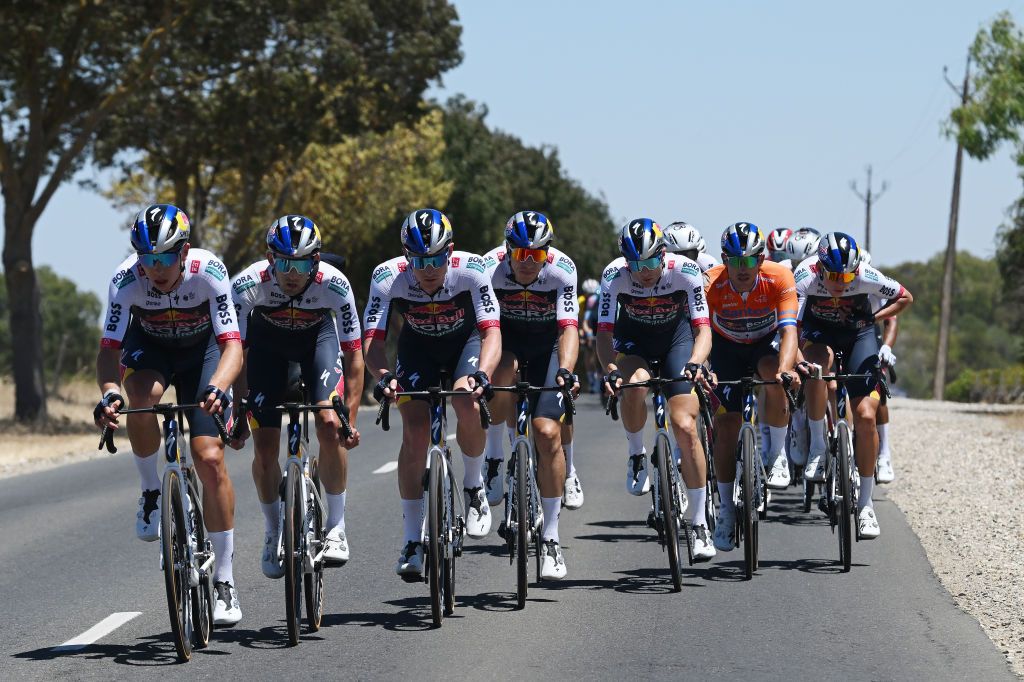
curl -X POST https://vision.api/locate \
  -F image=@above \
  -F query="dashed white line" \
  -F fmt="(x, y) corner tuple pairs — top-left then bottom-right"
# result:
(53, 612), (142, 651)
(373, 461), (398, 474)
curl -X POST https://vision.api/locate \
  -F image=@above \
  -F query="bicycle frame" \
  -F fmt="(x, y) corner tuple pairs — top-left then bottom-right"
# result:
(421, 394), (465, 558)
(281, 406), (329, 573)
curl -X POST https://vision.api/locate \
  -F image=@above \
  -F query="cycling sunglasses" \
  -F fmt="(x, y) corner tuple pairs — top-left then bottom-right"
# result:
(627, 255), (663, 272)
(724, 255), (759, 268)
(137, 250), (182, 268)
(822, 270), (857, 283)
(510, 247), (548, 263)
(407, 252), (448, 269)
(273, 257), (317, 275)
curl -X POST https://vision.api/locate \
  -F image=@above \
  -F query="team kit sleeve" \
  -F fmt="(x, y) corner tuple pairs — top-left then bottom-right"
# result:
(229, 262), (262, 343)
(775, 268), (799, 331)
(100, 262), (139, 349)
(466, 255), (500, 332)
(326, 272), (363, 352)
(792, 261), (815, 322)
(858, 265), (905, 303)
(362, 261), (396, 341)
(679, 261), (710, 327)
(596, 262), (620, 333)
(553, 254), (579, 328)
(201, 256), (241, 344)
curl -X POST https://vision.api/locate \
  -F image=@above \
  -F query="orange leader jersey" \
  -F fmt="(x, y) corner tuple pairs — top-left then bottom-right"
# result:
(704, 261), (798, 343)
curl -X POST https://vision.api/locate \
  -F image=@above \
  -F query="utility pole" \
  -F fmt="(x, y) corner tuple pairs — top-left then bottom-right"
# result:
(934, 55), (972, 400)
(850, 165), (888, 253)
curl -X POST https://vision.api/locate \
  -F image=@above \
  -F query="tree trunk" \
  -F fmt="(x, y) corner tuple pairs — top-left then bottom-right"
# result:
(2, 202), (47, 422)
(174, 173), (200, 248)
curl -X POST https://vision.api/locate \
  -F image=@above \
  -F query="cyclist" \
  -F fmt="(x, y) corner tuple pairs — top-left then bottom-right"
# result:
(663, 221), (720, 272)
(766, 228), (794, 264)
(598, 219), (715, 561)
(703, 223), (800, 551)
(94, 203), (244, 625)
(229, 215), (364, 577)
(858, 250), (899, 483)
(794, 232), (913, 538)
(580, 278), (602, 394)
(362, 209), (501, 580)
(783, 227), (820, 271)
(479, 211), (579, 579)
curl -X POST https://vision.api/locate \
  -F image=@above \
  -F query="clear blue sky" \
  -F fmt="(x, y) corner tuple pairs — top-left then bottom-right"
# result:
(4, 1), (1022, 299)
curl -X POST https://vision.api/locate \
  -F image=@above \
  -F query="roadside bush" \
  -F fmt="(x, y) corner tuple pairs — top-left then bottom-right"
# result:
(945, 365), (1024, 403)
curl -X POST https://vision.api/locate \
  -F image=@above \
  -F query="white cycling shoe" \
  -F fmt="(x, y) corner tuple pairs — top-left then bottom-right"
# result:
(261, 530), (284, 579)
(136, 489), (161, 542)
(484, 457), (504, 506)
(876, 456), (895, 483)
(766, 453), (791, 490)
(626, 453), (650, 496)
(713, 507), (736, 552)
(691, 524), (716, 562)
(858, 507), (880, 539)
(540, 540), (567, 580)
(395, 541), (424, 582)
(463, 487), (492, 538)
(324, 528), (350, 566)
(563, 473), (584, 510)
(213, 582), (242, 626)
(804, 450), (827, 483)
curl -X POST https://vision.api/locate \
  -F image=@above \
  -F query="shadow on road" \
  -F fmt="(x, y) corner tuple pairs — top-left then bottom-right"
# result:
(14, 633), (187, 667)
(576, 518), (659, 545)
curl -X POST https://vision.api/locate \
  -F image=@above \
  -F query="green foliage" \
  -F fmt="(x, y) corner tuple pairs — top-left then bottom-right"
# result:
(946, 365), (1024, 403)
(0, 267), (101, 380)
(440, 97), (619, 280)
(885, 251), (1018, 398)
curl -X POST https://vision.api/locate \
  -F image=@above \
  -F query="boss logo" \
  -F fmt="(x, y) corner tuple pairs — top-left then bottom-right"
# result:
(105, 303), (123, 332)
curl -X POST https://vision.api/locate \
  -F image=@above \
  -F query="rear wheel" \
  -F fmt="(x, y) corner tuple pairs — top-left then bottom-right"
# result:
(186, 472), (212, 649)
(427, 455), (444, 627)
(161, 470), (191, 661)
(837, 421), (853, 572)
(698, 409), (716, 533)
(740, 427), (757, 580)
(304, 459), (325, 630)
(283, 461), (304, 645)
(514, 441), (529, 608)
(442, 465), (456, 616)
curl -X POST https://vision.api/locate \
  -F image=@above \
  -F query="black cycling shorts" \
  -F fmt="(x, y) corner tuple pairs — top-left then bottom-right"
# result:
(504, 338), (568, 422)
(245, 316), (345, 430)
(708, 331), (779, 413)
(801, 321), (880, 400)
(120, 321), (232, 439)
(395, 330), (482, 402)
(612, 317), (696, 399)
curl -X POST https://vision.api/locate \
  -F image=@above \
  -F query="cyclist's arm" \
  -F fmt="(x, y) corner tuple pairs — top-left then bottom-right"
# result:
(596, 264), (620, 372)
(468, 259), (501, 376)
(96, 263), (136, 398)
(361, 263), (396, 381)
(209, 340), (243, 393)
(777, 325), (798, 373)
(96, 347), (122, 397)
(689, 323), (712, 367)
(872, 287), (912, 322)
(776, 268), (799, 373)
(232, 348), (250, 411)
(478, 325), (502, 377)
(881, 315), (899, 347)
(557, 323), (580, 374)
(342, 346), (364, 427)
(554, 260), (580, 372)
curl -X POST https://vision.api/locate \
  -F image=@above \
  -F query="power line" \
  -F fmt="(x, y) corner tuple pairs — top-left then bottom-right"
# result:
(850, 165), (889, 253)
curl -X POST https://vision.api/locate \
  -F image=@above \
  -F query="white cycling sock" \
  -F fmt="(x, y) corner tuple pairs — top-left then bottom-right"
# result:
(541, 497), (561, 542)
(484, 423), (506, 463)
(717, 481), (735, 513)
(768, 426), (789, 459)
(210, 529), (234, 585)
(260, 501), (280, 536)
(401, 498), (423, 544)
(808, 418), (827, 454)
(626, 429), (644, 455)
(687, 487), (706, 527)
(506, 425), (516, 445)
(564, 439), (576, 476)
(326, 491), (346, 533)
(877, 423), (891, 458)
(859, 476), (874, 510)
(462, 454), (484, 489)
(134, 448), (161, 491)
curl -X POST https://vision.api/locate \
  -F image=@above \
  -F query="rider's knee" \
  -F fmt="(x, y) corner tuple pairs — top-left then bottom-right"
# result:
(533, 418), (561, 445)
(315, 417), (341, 448)
(452, 394), (479, 420)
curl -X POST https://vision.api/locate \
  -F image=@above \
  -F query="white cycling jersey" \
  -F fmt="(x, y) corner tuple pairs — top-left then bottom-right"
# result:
(482, 245), (578, 340)
(597, 254), (710, 337)
(794, 256), (905, 331)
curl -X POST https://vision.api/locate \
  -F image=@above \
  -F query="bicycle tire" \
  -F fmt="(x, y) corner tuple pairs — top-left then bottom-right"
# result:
(698, 410), (716, 533)
(740, 426), (757, 580)
(427, 454), (444, 626)
(532, 454), (543, 584)
(161, 469), (191, 661)
(514, 440), (529, 608)
(304, 459), (325, 631)
(837, 421), (853, 572)
(443, 468), (456, 616)
(655, 433), (683, 592)
(283, 461), (303, 645)
(186, 471), (212, 649)
(802, 476), (814, 514)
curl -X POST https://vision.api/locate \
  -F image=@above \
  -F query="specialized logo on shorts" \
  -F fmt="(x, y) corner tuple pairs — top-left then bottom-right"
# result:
(190, 260), (201, 274)
(205, 261), (227, 281)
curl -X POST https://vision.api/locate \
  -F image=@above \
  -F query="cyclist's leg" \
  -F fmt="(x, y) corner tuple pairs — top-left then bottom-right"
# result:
(120, 323), (172, 487)
(484, 349), (517, 503)
(451, 335), (493, 537)
(801, 327), (835, 479)
(709, 331), (749, 514)
(615, 350), (652, 494)
(847, 328), (882, 512)
(244, 342), (288, 509)
(755, 341), (791, 486)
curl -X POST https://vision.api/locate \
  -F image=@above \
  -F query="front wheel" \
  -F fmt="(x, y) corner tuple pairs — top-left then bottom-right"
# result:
(186, 471), (212, 649)
(304, 459), (325, 630)
(427, 454), (445, 627)
(836, 421), (853, 572)
(654, 433), (682, 592)
(739, 427), (758, 580)
(283, 461), (304, 645)
(514, 441), (529, 608)
(161, 469), (192, 661)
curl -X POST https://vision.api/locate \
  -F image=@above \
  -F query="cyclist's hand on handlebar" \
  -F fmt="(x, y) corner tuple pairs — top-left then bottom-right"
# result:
(796, 360), (822, 380)
(878, 344), (897, 368)
(373, 372), (398, 402)
(778, 369), (801, 391)
(343, 425), (361, 449)
(93, 391), (124, 430)
(603, 369), (624, 397)
(682, 362), (704, 383)
(200, 384), (227, 415)
(468, 370), (494, 401)
(555, 367), (579, 395)
(228, 413), (250, 450)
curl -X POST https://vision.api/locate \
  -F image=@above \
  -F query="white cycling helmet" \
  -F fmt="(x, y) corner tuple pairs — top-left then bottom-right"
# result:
(581, 278), (599, 295)
(662, 221), (703, 254)
(785, 227), (821, 262)
(267, 215), (322, 258)
(767, 228), (794, 262)
(859, 249), (872, 266)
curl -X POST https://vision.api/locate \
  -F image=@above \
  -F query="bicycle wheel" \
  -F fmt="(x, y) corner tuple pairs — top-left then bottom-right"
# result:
(304, 459), (325, 631)
(652, 433), (682, 591)
(442, 467), (456, 616)
(802, 476), (814, 514)
(161, 469), (192, 661)
(836, 421), (853, 572)
(532, 455), (543, 584)
(739, 426), (757, 580)
(427, 455), (444, 627)
(186, 471), (212, 649)
(698, 410), (716, 533)
(514, 440), (529, 608)
(283, 461), (303, 645)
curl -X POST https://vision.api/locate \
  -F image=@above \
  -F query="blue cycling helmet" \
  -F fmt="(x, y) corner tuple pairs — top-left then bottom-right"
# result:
(505, 211), (554, 249)
(817, 231), (861, 273)
(618, 218), (664, 260)
(721, 222), (765, 257)
(401, 208), (453, 256)
(267, 215), (322, 258)
(130, 204), (190, 254)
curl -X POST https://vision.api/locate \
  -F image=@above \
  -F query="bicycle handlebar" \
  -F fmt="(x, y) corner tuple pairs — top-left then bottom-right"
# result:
(98, 402), (228, 454)
(374, 389), (493, 432)
(604, 373), (701, 421)
(226, 398), (354, 441)
(491, 382), (577, 426)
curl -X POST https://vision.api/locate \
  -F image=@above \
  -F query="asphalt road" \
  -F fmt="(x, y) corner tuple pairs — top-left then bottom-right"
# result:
(1, 396), (1014, 680)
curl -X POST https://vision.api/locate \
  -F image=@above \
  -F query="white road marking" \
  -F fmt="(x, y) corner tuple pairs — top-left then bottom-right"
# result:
(53, 612), (142, 651)
(447, 432), (456, 440)
(373, 461), (398, 474)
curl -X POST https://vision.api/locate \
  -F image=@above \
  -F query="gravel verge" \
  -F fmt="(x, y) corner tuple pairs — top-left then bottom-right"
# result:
(886, 397), (1024, 676)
